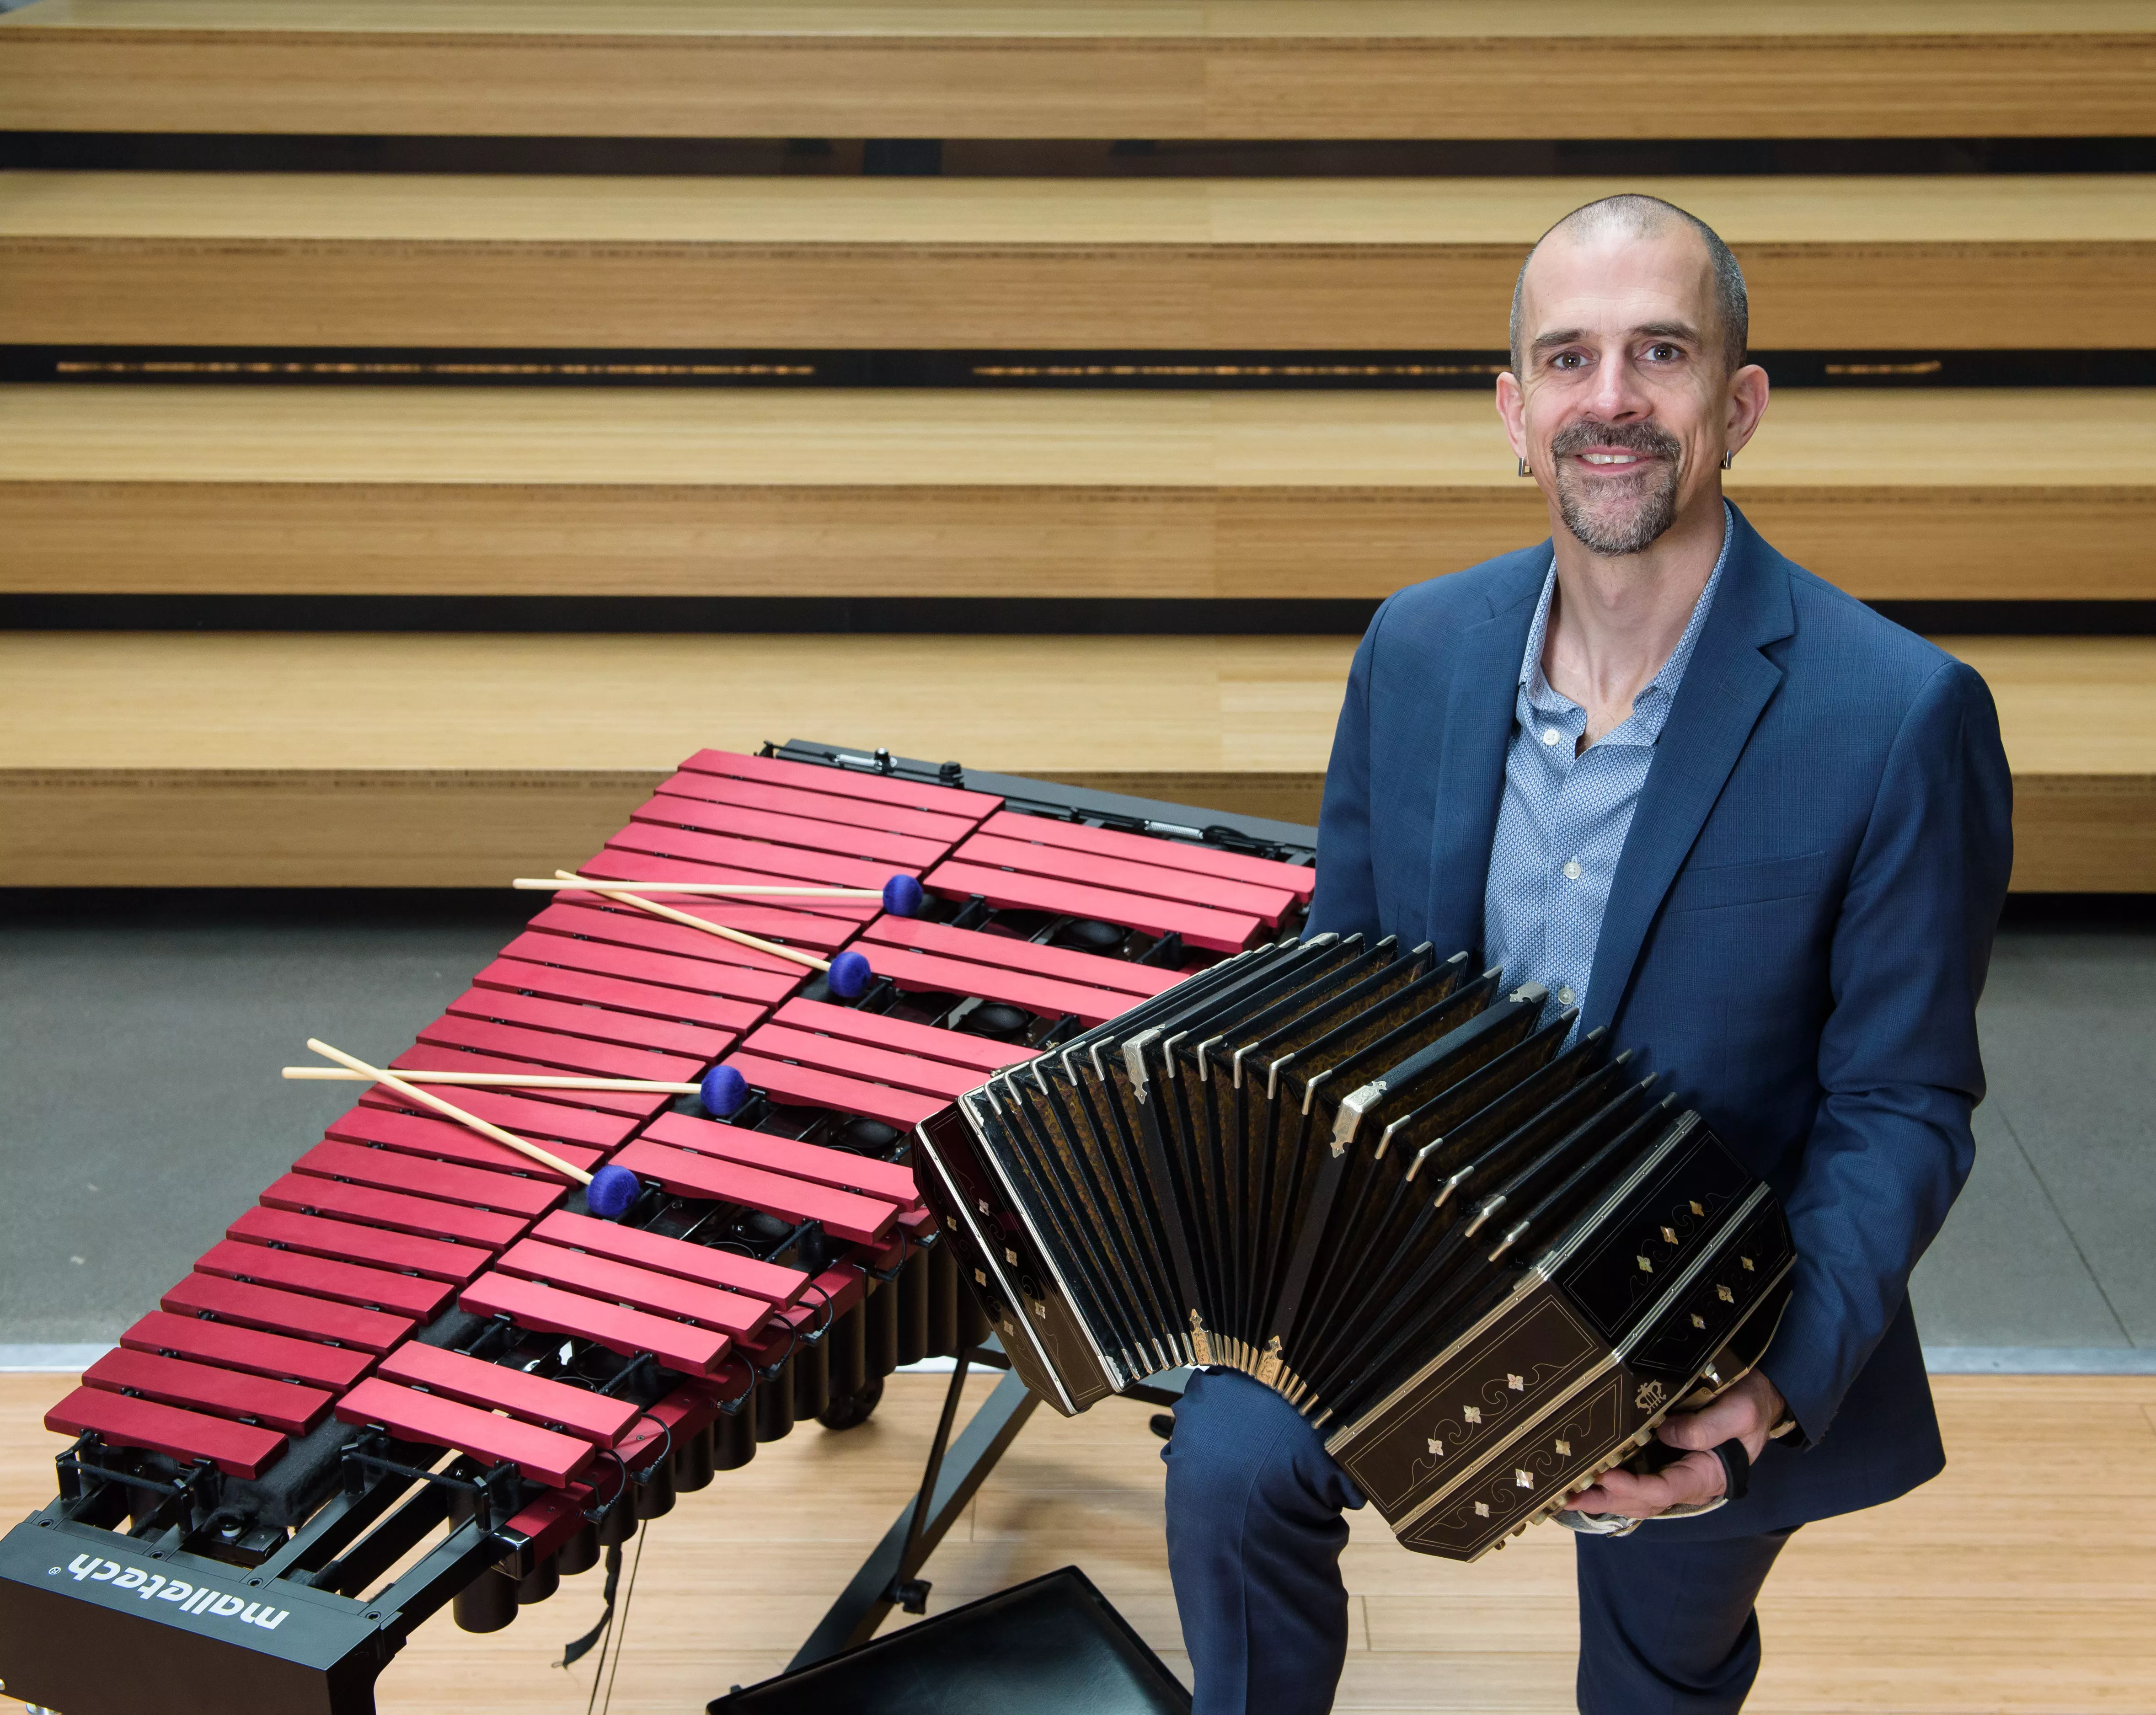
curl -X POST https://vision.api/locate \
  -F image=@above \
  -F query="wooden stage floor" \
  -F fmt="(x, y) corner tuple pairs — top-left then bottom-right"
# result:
(4, 1372), (2152, 1713)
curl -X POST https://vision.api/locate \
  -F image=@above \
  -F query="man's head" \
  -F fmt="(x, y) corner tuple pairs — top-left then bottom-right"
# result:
(1497, 195), (1768, 560)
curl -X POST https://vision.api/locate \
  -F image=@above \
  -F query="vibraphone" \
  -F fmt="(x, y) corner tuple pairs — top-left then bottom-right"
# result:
(0, 742), (1315, 1715)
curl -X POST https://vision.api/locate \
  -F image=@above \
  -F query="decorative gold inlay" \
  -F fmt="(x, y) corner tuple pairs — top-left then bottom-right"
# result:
(1661, 1225), (1679, 1245)
(1717, 1285), (1736, 1303)
(1427, 1437), (1445, 1457)
(1189, 1310), (1213, 1367)
(1691, 1313), (1706, 1329)
(1506, 1373), (1525, 1391)
(1257, 1335), (1285, 1387)
(1741, 1256), (1755, 1271)
(1690, 1200), (1706, 1216)
(1636, 1255), (1653, 1272)
(1555, 1439), (1572, 1456)
(974, 1268), (988, 1287)
(1515, 1469), (1535, 1489)
(1462, 1405), (1482, 1424)
(1474, 1501), (1491, 1517)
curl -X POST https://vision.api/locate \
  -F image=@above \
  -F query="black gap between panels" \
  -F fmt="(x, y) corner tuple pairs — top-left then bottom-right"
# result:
(8, 348), (2155, 390)
(5, 596), (2152, 638)
(7, 134), (2156, 176)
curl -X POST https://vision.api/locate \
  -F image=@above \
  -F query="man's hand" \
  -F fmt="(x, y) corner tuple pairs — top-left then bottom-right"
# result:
(1567, 1369), (1786, 1520)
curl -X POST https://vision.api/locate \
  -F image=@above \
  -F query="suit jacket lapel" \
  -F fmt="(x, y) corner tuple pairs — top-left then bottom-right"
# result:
(1423, 556), (1546, 959)
(1580, 507), (1796, 1036)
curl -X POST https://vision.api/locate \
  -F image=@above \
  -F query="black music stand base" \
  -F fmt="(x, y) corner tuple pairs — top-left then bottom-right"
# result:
(708, 1565), (1190, 1714)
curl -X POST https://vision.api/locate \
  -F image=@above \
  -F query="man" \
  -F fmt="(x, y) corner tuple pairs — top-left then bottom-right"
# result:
(1161, 195), (2013, 1713)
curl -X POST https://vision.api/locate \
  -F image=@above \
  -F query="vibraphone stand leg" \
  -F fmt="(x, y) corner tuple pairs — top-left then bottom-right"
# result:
(763, 1353), (1198, 1695)
(769, 1342), (1039, 1685)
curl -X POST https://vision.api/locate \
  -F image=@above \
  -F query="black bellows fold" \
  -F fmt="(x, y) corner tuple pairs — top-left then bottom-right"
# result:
(915, 934), (1796, 1560)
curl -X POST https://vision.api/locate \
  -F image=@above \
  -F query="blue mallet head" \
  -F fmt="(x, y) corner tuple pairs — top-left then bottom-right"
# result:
(881, 874), (925, 917)
(586, 1164), (641, 1221)
(827, 949), (873, 999)
(700, 1063), (749, 1119)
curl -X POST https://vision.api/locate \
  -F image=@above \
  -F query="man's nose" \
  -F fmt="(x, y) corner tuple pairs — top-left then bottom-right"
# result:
(1584, 350), (1651, 421)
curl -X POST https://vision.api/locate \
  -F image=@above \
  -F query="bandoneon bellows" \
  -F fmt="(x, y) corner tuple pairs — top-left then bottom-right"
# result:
(915, 935), (1795, 1561)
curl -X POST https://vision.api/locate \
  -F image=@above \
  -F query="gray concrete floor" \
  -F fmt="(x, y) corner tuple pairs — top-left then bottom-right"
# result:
(1, 891), (2150, 1358)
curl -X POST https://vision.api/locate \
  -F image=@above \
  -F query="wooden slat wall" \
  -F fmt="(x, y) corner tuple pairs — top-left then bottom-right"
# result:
(6, 387), (2153, 603)
(3, 1), (2152, 137)
(7, 172), (2155, 350)
(1, 633), (2146, 891)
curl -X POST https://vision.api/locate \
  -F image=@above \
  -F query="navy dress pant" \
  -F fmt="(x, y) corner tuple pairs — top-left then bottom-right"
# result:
(1163, 1370), (1795, 1715)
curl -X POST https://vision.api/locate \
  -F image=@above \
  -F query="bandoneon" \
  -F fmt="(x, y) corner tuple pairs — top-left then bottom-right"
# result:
(915, 936), (1796, 1561)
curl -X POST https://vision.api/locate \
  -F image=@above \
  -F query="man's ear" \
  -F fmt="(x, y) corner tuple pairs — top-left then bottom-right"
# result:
(1495, 371), (1529, 465)
(1724, 362), (1770, 459)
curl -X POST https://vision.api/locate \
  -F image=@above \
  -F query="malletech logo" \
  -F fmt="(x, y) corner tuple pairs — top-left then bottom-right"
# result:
(52, 1553), (289, 1631)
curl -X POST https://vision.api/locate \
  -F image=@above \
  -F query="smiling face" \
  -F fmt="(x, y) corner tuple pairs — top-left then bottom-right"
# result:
(1498, 217), (1766, 560)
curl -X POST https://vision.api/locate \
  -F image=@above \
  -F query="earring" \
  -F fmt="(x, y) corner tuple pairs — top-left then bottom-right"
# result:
(1721, 450), (1735, 470)
(1518, 457), (1531, 478)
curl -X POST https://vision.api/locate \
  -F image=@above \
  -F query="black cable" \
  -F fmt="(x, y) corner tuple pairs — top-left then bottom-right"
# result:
(559, 1542), (623, 1672)
(599, 1523), (649, 1715)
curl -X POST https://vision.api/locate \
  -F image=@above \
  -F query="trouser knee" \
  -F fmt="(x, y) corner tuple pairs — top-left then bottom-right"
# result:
(1162, 1369), (1362, 1533)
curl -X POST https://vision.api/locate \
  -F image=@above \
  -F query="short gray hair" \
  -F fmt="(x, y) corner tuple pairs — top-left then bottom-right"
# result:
(1509, 194), (1748, 375)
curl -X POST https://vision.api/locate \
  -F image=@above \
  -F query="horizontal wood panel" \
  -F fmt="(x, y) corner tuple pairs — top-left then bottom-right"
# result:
(5, 388), (2153, 601)
(6, 173), (2154, 349)
(18, 386), (2149, 489)
(0, 633), (2145, 890)
(3, 2), (2151, 137)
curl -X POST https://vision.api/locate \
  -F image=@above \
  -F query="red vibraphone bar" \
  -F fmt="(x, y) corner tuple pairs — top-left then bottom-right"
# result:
(1, 744), (1315, 1715)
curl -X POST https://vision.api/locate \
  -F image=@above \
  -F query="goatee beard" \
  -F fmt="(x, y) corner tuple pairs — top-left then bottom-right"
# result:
(1549, 420), (1684, 556)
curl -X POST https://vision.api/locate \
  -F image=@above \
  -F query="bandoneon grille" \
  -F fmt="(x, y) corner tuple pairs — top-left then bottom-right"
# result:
(915, 935), (1794, 1561)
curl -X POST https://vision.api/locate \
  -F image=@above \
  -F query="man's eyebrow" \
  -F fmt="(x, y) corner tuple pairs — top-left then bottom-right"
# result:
(1529, 329), (1585, 357)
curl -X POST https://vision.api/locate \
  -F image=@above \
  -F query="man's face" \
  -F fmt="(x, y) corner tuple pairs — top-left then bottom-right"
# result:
(1500, 224), (1744, 558)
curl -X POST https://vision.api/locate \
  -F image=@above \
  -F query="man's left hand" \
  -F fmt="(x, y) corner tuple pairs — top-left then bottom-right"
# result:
(1567, 1368), (1786, 1519)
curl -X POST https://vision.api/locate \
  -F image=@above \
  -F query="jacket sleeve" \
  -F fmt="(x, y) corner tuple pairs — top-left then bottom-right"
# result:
(1307, 598), (1392, 940)
(1762, 657), (2014, 1443)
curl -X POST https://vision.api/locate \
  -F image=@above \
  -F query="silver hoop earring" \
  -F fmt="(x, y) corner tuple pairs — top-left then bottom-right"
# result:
(1517, 457), (1531, 478)
(1721, 450), (1735, 470)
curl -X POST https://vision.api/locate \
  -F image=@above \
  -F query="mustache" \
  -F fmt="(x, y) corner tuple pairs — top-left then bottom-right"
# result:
(1550, 420), (1683, 461)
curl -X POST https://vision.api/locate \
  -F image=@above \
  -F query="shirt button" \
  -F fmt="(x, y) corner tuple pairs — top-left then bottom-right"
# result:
(1541, 727), (1562, 747)
(1557, 985), (1577, 1006)
(1562, 860), (1582, 881)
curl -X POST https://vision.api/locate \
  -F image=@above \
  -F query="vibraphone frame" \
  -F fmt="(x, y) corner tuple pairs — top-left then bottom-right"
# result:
(0, 744), (1313, 1715)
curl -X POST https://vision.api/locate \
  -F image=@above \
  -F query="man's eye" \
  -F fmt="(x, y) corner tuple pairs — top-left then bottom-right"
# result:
(1645, 344), (1682, 362)
(1551, 352), (1586, 370)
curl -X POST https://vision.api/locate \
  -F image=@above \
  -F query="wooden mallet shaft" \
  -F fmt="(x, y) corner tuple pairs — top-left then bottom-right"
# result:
(513, 877), (877, 899)
(305, 1038), (593, 1185)
(282, 1066), (697, 1094)
(554, 870), (829, 973)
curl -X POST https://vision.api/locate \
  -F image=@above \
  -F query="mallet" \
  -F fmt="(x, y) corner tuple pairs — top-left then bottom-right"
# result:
(303, 1037), (642, 1218)
(283, 1061), (751, 1122)
(550, 870), (878, 999)
(514, 873), (925, 916)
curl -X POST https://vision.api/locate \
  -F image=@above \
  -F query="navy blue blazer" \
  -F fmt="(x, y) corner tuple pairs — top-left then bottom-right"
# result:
(1308, 503), (2013, 1534)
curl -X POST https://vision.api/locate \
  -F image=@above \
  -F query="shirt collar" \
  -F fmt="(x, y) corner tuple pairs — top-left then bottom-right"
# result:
(1517, 500), (1733, 741)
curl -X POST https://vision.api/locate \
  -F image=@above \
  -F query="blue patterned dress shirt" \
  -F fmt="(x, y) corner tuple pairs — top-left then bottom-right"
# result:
(1481, 503), (1733, 1030)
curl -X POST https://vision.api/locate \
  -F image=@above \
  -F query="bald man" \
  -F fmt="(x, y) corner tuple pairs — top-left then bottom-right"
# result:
(1159, 196), (2012, 1713)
